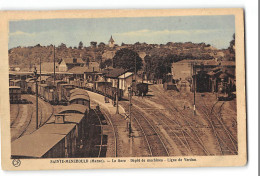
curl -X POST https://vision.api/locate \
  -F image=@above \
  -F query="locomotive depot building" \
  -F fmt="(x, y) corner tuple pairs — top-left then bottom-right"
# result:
(171, 59), (236, 93)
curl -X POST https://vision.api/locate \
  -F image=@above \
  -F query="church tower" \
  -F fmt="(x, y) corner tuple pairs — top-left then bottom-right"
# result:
(108, 35), (115, 47)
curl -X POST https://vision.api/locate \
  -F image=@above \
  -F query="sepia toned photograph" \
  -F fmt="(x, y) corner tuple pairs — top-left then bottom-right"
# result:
(1, 9), (246, 170)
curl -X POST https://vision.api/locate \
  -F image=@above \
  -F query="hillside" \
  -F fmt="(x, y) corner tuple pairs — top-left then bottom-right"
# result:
(8, 42), (235, 71)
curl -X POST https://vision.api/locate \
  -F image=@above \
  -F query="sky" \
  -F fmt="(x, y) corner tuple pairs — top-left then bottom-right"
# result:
(9, 15), (235, 49)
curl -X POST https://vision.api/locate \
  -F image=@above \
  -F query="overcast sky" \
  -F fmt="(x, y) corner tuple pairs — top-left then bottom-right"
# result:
(9, 15), (235, 49)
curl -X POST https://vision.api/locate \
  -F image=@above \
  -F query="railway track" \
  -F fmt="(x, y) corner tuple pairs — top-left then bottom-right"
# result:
(38, 99), (54, 128)
(132, 98), (209, 156)
(141, 87), (210, 156)
(10, 104), (20, 127)
(15, 95), (55, 139)
(101, 109), (118, 157)
(201, 98), (238, 155)
(93, 109), (104, 158)
(17, 108), (34, 139)
(131, 106), (170, 157)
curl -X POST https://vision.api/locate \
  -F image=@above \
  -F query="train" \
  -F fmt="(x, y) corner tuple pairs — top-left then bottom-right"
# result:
(11, 88), (91, 158)
(26, 77), (123, 104)
(132, 82), (149, 96)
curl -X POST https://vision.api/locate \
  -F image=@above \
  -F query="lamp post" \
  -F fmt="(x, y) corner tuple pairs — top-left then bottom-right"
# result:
(128, 86), (132, 137)
(193, 63), (196, 115)
(115, 78), (119, 114)
(34, 66), (39, 129)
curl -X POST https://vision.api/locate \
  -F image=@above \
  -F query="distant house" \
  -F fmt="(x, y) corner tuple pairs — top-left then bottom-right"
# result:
(118, 72), (142, 96)
(103, 68), (141, 97)
(36, 62), (59, 73)
(171, 59), (219, 81)
(58, 58), (85, 72)
(68, 62), (101, 82)
(90, 41), (97, 48)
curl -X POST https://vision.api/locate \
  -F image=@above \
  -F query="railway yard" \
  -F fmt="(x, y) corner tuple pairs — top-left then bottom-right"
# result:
(10, 83), (237, 158)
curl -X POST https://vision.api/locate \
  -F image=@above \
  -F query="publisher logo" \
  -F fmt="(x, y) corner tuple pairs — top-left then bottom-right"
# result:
(12, 159), (21, 167)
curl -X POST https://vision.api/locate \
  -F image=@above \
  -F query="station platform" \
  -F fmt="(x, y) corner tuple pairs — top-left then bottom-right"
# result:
(86, 90), (126, 115)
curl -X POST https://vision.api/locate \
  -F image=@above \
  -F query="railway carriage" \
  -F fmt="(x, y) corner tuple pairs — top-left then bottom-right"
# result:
(25, 78), (35, 94)
(46, 113), (88, 157)
(58, 84), (75, 102)
(9, 86), (21, 104)
(94, 81), (123, 100)
(11, 123), (77, 158)
(58, 104), (89, 115)
(69, 94), (90, 108)
(10, 79), (26, 93)
(11, 133), (67, 158)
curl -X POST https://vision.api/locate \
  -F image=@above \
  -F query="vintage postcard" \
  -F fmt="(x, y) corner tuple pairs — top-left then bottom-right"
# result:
(0, 9), (246, 170)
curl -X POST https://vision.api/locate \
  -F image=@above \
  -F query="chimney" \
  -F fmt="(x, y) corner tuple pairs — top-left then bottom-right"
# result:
(54, 114), (65, 124)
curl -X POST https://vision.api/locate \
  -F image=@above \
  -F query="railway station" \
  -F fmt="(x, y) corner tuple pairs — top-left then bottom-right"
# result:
(9, 36), (237, 158)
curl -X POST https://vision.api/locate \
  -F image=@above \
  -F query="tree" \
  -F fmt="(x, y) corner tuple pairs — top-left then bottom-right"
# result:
(229, 33), (235, 54)
(98, 42), (106, 49)
(112, 48), (143, 71)
(58, 43), (67, 49)
(78, 41), (83, 50)
(104, 59), (112, 67)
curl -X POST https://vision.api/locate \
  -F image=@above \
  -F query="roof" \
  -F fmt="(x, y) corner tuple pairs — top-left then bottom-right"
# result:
(38, 84), (48, 88)
(9, 71), (34, 76)
(109, 35), (114, 43)
(61, 58), (85, 65)
(220, 61), (235, 66)
(68, 66), (89, 74)
(103, 68), (128, 78)
(37, 76), (51, 81)
(60, 84), (74, 87)
(68, 65), (101, 74)
(11, 133), (66, 158)
(69, 94), (90, 102)
(219, 73), (229, 79)
(59, 104), (87, 114)
(174, 59), (218, 65)
(11, 80), (21, 83)
(9, 86), (21, 89)
(36, 62), (59, 72)
(25, 78), (35, 82)
(70, 88), (90, 96)
(118, 72), (134, 79)
(47, 114), (84, 124)
(34, 123), (76, 135)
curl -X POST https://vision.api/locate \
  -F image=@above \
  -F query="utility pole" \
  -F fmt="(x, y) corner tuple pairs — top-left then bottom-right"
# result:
(115, 78), (119, 114)
(135, 57), (137, 81)
(34, 66), (39, 129)
(128, 85), (132, 137)
(193, 63), (196, 115)
(40, 57), (42, 83)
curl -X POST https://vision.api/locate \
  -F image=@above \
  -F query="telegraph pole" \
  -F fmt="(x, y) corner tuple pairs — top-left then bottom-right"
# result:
(115, 78), (119, 114)
(135, 57), (137, 81)
(193, 63), (196, 115)
(34, 66), (39, 129)
(40, 57), (42, 83)
(128, 85), (132, 137)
